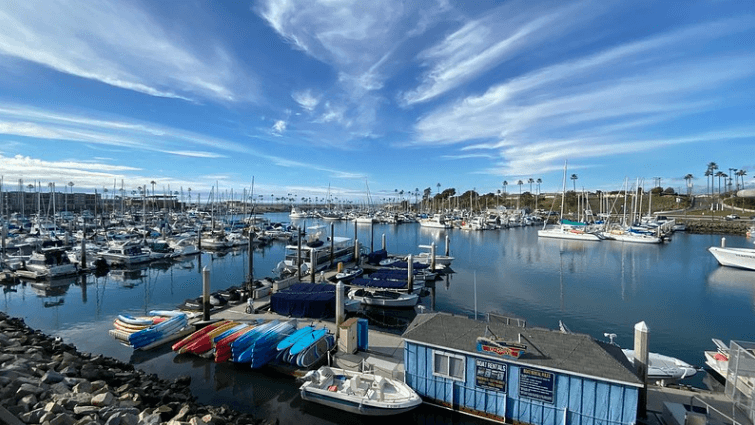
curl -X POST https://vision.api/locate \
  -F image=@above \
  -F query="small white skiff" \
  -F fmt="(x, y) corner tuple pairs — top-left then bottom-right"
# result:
(300, 366), (422, 416)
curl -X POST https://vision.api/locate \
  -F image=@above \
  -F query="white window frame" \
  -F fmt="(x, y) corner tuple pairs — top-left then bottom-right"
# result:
(432, 350), (466, 382)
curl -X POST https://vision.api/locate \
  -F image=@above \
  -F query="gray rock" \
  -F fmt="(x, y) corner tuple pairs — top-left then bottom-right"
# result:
(19, 407), (48, 423)
(59, 366), (79, 377)
(189, 416), (208, 425)
(99, 406), (139, 420)
(44, 401), (65, 414)
(16, 382), (44, 398)
(50, 382), (72, 395)
(42, 370), (65, 384)
(49, 412), (76, 425)
(104, 412), (138, 425)
(72, 405), (100, 415)
(57, 393), (92, 410)
(137, 411), (161, 425)
(18, 393), (38, 409)
(91, 392), (114, 407)
(170, 405), (191, 422)
(73, 381), (92, 394)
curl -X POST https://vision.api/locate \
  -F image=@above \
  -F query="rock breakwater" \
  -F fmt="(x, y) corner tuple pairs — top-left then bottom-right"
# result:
(0, 312), (266, 425)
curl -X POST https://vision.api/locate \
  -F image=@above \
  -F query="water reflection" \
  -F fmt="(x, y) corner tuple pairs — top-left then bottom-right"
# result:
(707, 267), (755, 302)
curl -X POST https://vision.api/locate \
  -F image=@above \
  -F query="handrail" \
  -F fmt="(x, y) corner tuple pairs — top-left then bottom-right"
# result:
(690, 394), (744, 425)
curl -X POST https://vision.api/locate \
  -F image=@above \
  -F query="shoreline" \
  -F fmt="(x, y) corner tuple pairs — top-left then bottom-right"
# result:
(0, 311), (268, 425)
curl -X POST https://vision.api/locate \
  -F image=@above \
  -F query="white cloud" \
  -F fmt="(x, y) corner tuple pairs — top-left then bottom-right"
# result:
(272, 120), (287, 134)
(292, 90), (320, 111)
(0, 0), (251, 102)
(163, 150), (227, 159)
(410, 18), (755, 175)
(401, 1), (600, 105)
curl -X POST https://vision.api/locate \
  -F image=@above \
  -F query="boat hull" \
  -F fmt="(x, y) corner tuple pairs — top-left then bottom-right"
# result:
(708, 246), (755, 271)
(300, 388), (420, 416)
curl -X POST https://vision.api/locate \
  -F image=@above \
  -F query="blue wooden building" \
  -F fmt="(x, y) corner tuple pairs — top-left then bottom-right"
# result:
(402, 313), (643, 424)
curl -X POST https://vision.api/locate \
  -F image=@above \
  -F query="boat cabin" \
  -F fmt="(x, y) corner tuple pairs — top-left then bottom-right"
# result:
(402, 313), (643, 424)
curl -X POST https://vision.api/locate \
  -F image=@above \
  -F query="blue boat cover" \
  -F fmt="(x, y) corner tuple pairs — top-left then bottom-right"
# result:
(270, 283), (336, 318)
(351, 277), (407, 289)
(366, 249), (388, 265)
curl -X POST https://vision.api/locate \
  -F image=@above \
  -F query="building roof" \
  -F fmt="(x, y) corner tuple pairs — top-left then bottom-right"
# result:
(402, 313), (643, 387)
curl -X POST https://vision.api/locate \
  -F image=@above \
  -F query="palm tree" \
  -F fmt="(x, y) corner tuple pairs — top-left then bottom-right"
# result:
(683, 174), (694, 196)
(527, 178), (534, 193)
(704, 169), (712, 197)
(536, 178), (542, 210)
(67, 181), (74, 212)
(570, 174), (578, 192)
(707, 162), (718, 197)
(735, 169), (747, 191)
(715, 171), (726, 198)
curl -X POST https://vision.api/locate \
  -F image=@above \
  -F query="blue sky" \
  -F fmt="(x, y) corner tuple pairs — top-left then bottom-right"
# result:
(0, 0), (753, 204)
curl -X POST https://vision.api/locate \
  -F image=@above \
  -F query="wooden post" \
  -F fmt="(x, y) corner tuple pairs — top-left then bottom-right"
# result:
(80, 235), (87, 270)
(310, 250), (317, 283)
(445, 235), (450, 256)
(336, 280), (345, 327)
(202, 266), (211, 321)
(354, 239), (360, 266)
(370, 221), (374, 252)
(330, 223), (335, 267)
(430, 242), (436, 272)
(381, 233), (386, 251)
(247, 232), (254, 299)
(634, 321), (649, 419)
(407, 254), (414, 294)
(297, 229), (302, 280)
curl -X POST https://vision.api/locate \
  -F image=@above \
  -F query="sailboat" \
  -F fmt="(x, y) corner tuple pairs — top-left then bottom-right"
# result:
(538, 162), (602, 241)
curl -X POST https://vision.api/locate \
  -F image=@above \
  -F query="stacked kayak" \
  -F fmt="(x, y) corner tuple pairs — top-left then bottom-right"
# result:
(232, 320), (297, 368)
(172, 320), (238, 355)
(110, 311), (193, 350)
(214, 323), (259, 363)
(277, 326), (335, 368)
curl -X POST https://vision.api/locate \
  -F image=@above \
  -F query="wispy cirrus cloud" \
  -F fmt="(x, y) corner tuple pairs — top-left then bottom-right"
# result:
(0, 0), (252, 102)
(400, 0), (603, 106)
(256, 0), (450, 144)
(411, 17), (755, 176)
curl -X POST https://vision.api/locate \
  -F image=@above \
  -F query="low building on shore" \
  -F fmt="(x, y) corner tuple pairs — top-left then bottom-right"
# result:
(402, 313), (643, 424)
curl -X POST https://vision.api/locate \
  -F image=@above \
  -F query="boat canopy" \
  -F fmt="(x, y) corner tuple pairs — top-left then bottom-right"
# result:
(270, 283), (336, 318)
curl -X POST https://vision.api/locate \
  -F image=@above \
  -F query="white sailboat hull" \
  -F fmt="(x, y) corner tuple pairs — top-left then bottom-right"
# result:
(538, 226), (601, 241)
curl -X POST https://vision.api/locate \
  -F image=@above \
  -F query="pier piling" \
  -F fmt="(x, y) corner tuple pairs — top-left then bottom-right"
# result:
(202, 266), (211, 321)
(382, 233), (386, 251)
(408, 254), (414, 294)
(445, 235), (450, 256)
(247, 232), (254, 299)
(634, 321), (649, 419)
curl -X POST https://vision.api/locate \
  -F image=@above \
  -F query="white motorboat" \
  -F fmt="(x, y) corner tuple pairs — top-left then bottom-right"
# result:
(98, 240), (152, 267)
(703, 339), (755, 394)
(335, 267), (363, 282)
(600, 227), (662, 244)
(348, 288), (419, 308)
(283, 229), (355, 273)
(18, 247), (78, 279)
(300, 366), (422, 416)
(622, 349), (698, 386)
(168, 237), (200, 257)
(289, 207), (309, 219)
(708, 239), (755, 271)
(418, 214), (451, 229)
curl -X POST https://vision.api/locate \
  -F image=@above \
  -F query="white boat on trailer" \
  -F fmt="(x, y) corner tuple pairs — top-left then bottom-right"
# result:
(300, 366), (422, 416)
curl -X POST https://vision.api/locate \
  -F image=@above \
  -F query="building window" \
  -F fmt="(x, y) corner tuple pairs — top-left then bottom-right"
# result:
(433, 350), (465, 381)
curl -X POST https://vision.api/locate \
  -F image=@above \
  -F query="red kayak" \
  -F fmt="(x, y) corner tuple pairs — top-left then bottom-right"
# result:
(172, 320), (230, 352)
(214, 325), (256, 363)
(182, 321), (240, 355)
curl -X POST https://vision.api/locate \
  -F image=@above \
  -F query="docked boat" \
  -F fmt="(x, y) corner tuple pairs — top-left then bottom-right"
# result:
(600, 228), (662, 244)
(98, 240), (152, 267)
(282, 229), (355, 274)
(708, 239), (755, 271)
(300, 366), (422, 416)
(622, 349), (699, 386)
(348, 288), (419, 308)
(334, 267), (363, 282)
(538, 221), (602, 241)
(18, 247), (78, 279)
(414, 251), (454, 266)
(418, 214), (451, 229)
(289, 207), (309, 219)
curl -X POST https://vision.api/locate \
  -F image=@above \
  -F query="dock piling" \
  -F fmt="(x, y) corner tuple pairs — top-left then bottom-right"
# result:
(634, 321), (649, 419)
(336, 280), (344, 327)
(202, 266), (211, 321)
(382, 233), (386, 251)
(408, 254), (414, 294)
(247, 232), (254, 299)
(445, 235), (450, 256)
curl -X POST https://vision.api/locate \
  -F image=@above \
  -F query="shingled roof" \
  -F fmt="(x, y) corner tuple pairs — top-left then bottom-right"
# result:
(402, 312), (643, 387)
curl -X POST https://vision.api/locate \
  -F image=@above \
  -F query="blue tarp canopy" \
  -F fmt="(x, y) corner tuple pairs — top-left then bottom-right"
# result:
(351, 277), (407, 289)
(366, 249), (388, 265)
(270, 283), (336, 318)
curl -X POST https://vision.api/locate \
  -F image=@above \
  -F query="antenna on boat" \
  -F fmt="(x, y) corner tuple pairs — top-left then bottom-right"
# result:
(604, 332), (617, 345)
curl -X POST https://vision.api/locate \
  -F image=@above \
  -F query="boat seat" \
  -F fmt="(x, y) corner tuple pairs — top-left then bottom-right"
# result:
(350, 375), (361, 392)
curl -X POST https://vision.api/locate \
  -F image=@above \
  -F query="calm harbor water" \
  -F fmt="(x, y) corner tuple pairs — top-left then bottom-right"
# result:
(2, 212), (754, 424)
